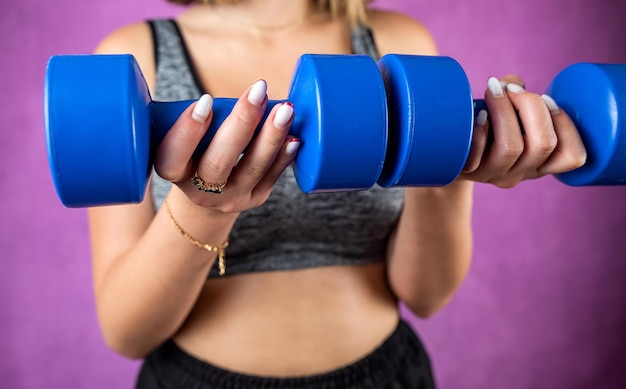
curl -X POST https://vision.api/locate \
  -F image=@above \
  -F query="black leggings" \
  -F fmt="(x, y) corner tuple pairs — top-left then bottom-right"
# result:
(135, 320), (436, 389)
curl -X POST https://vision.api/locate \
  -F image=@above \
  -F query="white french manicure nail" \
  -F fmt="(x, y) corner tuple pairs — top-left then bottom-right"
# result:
(476, 109), (488, 127)
(488, 77), (504, 97)
(285, 138), (300, 155)
(541, 94), (560, 114)
(248, 80), (268, 107)
(273, 103), (294, 128)
(192, 94), (213, 123)
(507, 83), (525, 94)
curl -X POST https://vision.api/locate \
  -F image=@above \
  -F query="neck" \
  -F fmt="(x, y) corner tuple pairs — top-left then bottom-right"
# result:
(209, 0), (322, 32)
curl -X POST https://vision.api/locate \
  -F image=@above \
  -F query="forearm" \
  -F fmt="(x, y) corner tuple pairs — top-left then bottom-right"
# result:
(93, 189), (238, 359)
(387, 180), (474, 318)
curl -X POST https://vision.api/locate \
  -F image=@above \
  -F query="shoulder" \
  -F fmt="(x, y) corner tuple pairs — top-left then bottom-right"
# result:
(94, 21), (156, 89)
(94, 21), (153, 56)
(365, 9), (438, 56)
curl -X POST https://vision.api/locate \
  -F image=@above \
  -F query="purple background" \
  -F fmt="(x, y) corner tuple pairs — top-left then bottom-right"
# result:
(2, 0), (626, 387)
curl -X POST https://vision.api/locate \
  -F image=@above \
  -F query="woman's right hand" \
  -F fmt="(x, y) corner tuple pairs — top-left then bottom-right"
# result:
(154, 80), (300, 214)
(89, 81), (300, 358)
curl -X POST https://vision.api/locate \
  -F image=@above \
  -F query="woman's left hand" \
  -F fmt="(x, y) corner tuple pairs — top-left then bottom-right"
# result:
(460, 75), (588, 188)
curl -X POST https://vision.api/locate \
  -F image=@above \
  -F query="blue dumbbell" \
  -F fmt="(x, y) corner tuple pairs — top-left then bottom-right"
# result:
(45, 53), (626, 208)
(376, 54), (626, 188)
(45, 54), (392, 207)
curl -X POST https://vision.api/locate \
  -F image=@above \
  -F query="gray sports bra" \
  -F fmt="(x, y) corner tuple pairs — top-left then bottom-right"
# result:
(148, 19), (405, 277)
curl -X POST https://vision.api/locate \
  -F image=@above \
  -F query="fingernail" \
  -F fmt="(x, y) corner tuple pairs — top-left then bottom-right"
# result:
(248, 80), (268, 107)
(506, 83), (525, 94)
(273, 103), (294, 128)
(476, 109), (488, 127)
(541, 94), (560, 114)
(488, 77), (504, 97)
(285, 137), (300, 155)
(192, 94), (213, 123)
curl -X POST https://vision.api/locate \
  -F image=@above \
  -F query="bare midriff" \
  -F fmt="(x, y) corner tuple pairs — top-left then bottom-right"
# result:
(173, 262), (399, 377)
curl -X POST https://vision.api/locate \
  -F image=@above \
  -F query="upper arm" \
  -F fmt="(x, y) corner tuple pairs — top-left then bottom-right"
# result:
(89, 22), (159, 288)
(366, 10), (439, 57)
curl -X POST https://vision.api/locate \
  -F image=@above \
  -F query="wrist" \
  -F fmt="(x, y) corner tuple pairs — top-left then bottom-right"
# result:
(162, 187), (239, 276)
(163, 187), (239, 249)
(164, 201), (230, 276)
(166, 185), (240, 224)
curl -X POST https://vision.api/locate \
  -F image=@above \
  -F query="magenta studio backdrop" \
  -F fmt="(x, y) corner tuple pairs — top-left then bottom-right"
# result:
(2, 0), (626, 388)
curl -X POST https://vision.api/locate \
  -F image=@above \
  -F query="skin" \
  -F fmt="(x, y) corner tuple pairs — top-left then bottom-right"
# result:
(89, 0), (587, 377)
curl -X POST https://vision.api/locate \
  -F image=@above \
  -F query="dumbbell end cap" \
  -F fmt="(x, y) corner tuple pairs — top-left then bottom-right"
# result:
(376, 54), (473, 187)
(45, 54), (153, 206)
(551, 63), (626, 186)
(288, 54), (388, 192)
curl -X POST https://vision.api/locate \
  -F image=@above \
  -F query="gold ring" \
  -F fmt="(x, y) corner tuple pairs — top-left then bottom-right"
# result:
(191, 171), (227, 194)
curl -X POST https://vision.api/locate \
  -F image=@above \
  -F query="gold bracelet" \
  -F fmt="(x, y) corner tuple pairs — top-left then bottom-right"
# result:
(164, 201), (229, 276)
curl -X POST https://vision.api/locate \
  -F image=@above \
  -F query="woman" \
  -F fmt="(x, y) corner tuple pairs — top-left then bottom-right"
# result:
(89, 0), (586, 387)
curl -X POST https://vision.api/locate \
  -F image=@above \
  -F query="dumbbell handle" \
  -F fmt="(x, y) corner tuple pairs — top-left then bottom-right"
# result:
(151, 98), (486, 157)
(473, 99), (487, 114)
(151, 98), (287, 157)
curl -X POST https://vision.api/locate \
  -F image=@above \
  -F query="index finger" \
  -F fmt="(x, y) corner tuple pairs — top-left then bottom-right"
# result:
(479, 77), (525, 176)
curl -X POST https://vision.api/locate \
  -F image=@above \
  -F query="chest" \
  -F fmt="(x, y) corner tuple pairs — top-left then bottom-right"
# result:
(178, 25), (352, 99)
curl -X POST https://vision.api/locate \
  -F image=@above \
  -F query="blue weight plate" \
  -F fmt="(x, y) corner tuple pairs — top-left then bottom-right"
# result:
(376, 54), (473, 187)
(550, 63), (626, 186)
(45, 54), (152, 207)
(288, 54), (388, 193)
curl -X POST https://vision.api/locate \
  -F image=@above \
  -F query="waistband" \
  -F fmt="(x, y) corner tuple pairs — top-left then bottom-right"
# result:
(142, 320), (433, 388)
